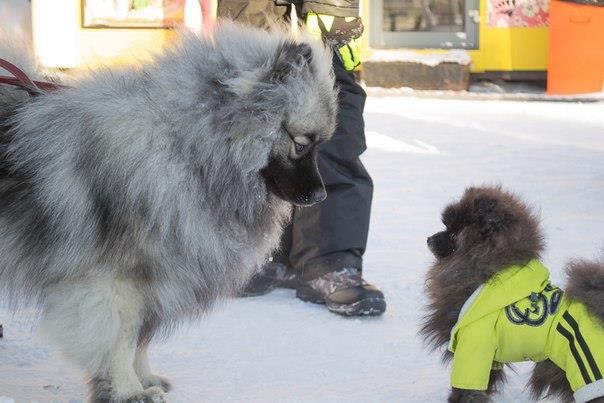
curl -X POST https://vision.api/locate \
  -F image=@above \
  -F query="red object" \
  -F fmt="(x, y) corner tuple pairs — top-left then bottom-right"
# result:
(547, 0), (604, 95)
(0, 58), (67, 96)
(201, 0), (214, 32)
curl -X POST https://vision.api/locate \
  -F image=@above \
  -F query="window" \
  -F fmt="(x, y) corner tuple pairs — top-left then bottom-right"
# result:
(370, 0), (479, 48)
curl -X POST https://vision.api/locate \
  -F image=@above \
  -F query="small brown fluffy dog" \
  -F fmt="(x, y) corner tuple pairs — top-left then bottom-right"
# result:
(421, 186), (604, 403)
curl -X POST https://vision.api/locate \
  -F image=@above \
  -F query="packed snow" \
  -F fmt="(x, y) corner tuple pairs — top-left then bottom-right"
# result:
(1, 96), (604, 402)
(367, 49), (472, 66)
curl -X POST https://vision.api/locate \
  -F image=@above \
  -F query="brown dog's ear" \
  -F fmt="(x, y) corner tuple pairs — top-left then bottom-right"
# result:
(270, 41), (313, 82)
(474, 196), (505, 236)
(441, 205), (456, 227)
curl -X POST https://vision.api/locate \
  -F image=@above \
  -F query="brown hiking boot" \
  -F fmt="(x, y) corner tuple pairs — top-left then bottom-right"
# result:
(296, 268), (386, 317)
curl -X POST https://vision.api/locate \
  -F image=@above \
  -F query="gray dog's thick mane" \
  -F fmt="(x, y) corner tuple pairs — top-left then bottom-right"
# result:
(0, 22), (335, 320)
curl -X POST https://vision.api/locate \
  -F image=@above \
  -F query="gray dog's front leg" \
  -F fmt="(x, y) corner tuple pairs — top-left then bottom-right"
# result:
(134, 344), (172, 393)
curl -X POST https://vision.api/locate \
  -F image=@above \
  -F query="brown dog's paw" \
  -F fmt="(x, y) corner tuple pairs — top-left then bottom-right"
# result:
(448, 388), (491, 403)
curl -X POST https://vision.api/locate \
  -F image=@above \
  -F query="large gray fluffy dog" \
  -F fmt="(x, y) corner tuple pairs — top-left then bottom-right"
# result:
(0, 23), (337, 401)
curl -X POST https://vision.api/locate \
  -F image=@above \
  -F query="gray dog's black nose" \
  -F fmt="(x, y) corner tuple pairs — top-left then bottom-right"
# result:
(427, 236), (434, 247)
(310, 188), (327, 204)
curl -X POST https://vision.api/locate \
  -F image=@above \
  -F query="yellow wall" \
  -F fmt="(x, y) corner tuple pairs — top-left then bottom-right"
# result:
(361, 0), (549, 72)
(469, 0), (548, 72)
(32, 0), (180, 69)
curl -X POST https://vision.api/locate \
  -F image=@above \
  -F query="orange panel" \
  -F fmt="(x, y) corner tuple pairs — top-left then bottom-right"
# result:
(547, 0), (604, 95)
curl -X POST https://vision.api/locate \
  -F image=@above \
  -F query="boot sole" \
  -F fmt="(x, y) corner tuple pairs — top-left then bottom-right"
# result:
(296, 287), (386, 317)
(327, 298), (386, 317)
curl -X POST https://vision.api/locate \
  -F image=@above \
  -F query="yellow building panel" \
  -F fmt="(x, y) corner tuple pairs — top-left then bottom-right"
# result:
(32, 0), (179, 69)
(469, 0), (549, 72)
(361, 0), (549, 73)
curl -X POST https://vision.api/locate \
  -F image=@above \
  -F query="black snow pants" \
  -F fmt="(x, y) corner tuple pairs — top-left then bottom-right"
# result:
(217, 0), (373, 281)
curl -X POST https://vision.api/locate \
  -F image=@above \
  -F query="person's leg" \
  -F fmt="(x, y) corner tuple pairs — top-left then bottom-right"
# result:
(240, 56), (374, 300)
(226, 4), (383, 315)
(289, 57), (372, 281)
(290, 55), (372, 280)
(291, 56), (385, 316)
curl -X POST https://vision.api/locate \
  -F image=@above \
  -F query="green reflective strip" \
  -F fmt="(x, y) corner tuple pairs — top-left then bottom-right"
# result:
(338, 43), (360, 71)
(305, 12), (334, 38)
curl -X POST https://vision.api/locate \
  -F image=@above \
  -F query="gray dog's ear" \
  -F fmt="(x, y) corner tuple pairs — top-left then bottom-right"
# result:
(474, 196), (505, 236)
(270, 41), (313, 81)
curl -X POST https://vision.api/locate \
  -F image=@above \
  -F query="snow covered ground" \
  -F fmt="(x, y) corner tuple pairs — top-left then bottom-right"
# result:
(1, 96), (604, 402)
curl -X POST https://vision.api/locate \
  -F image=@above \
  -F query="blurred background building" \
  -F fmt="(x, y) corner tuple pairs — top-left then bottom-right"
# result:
(1, 0), (603, 94)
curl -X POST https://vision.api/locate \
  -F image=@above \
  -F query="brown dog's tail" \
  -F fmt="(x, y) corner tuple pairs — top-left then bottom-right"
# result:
(565, 258), (604, 325)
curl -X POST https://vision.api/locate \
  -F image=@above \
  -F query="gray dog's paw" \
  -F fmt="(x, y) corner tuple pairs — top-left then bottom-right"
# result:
(141, 374), (173, 392)
(126, 386), (167, 403)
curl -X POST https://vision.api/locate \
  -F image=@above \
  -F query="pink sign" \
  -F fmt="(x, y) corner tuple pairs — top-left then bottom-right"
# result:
(488, 0), (550, 27)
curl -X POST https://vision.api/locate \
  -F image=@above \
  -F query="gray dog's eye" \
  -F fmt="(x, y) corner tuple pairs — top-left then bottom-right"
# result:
(294, 142), (307, 153)
(293, 136), (310, 154)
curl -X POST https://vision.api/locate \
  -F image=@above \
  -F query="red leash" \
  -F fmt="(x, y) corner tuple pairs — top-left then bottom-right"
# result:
(0, 58), (67, 96)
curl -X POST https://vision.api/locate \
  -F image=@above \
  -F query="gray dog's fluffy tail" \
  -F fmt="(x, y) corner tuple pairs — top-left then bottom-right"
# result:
(565, 258), (604, 325)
